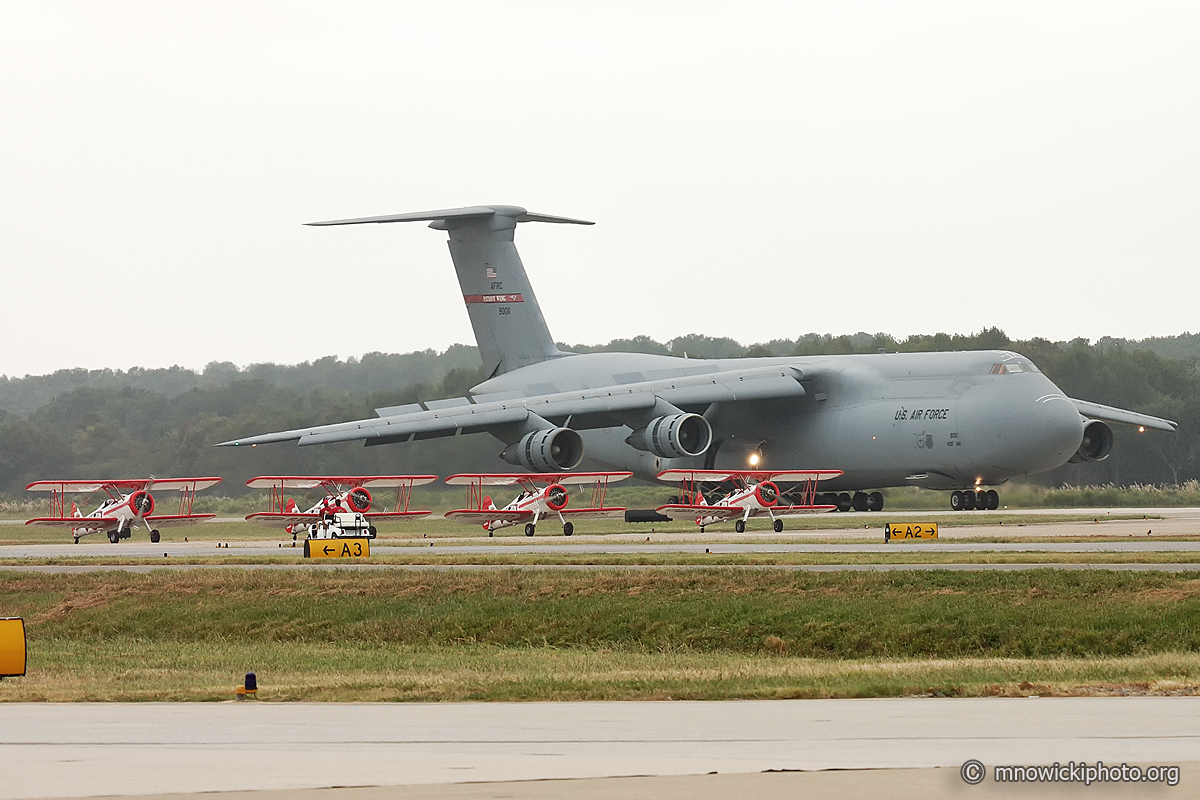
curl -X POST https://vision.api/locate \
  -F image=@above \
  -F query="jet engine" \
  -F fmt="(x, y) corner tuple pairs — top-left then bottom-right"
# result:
(502, 427), (585, 471)
(346, 487), (372, 512)
(625, 413), (713, 459)
(1068, 419), (1114, 463)
(130, 491), (155, 517)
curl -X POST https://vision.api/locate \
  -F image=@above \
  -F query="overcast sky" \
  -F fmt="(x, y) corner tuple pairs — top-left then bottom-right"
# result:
(2, 1), (1197, 378)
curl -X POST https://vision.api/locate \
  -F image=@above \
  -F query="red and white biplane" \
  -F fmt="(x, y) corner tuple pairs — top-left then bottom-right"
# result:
(656, 469), (843, 532)
(444, 472), (632, 536)
(25, 477), (223, 544)
(244, 475), (437, 540)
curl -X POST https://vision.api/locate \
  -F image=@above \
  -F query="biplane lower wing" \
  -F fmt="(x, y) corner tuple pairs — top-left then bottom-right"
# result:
(559, 507), (628, 520)
(364, 511), (432, 521)
(146, 514), (216, 527)
(444, 509), (532, 525)
(25, 517), (119, 528)
(773, 504), (838, 516)
(246, 512), (318, 528)
(654, 504), (744, 521)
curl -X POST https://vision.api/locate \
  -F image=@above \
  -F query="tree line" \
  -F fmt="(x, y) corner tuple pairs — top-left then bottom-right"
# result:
(1, 330), (1196, 496)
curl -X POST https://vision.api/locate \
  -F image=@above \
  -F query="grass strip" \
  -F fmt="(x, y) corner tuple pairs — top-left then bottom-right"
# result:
(2, 569), (1200, 701)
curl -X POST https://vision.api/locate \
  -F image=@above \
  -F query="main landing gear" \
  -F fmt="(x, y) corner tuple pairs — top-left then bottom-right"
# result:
(951, 489), (999, 511)
(819, 492), (885, 512)
(525, 523), (536, 537)
(150, 529), (161, 543)
(562, 522), (574, 536)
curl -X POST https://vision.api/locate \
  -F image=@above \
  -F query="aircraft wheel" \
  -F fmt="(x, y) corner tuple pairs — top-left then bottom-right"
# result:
(367, 525), (378, 538)
(851, 492), (869, 512)
(837, 493), (852, 512)
(962, 491), (977, 511)
(950, 491), (964, 511)
(773, 519), (784, 533)
(867, 492), (884, 512)
(488, 529), (494, 538)
(524, 523), (535, 537)
(734, 519), (746, 533)
(563, 522), (574, 536)
(107, 531), (119, 544)
(986, 489), (1000, 510)
(73, 537), (79, 545)
(700, 526), (705, 533)
(150, 530), (160, 543)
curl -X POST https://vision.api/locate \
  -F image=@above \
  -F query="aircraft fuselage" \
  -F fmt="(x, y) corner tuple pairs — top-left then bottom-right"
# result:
(473, 349), (1084, 491)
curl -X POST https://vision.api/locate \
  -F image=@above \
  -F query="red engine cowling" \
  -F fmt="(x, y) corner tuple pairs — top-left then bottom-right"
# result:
(129, 490), (155, 517)
(544, 483), (569, 511)
(753, 481), (780, 507)
(346, 487), (372, 512)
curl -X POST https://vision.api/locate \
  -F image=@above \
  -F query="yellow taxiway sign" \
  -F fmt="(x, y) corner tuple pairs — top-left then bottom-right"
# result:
(304, 538), (371, 559)
(884, 522), (938, 541)
(0, 618), (26, 677)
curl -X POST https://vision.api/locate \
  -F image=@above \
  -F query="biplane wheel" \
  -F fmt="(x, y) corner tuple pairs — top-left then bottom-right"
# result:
(734, 519), (746, 533)
(773, 519), (784, 533)
(367, 525), (378, 539)
(150, 530), (160, 543)
(525, 523), (535, 537)
(562, 522), (574, 536)
(107, 531), (119, 544)
(700, 526), (705, 533)
(488, 529), (494, 537)
(73, 537), (79, 545)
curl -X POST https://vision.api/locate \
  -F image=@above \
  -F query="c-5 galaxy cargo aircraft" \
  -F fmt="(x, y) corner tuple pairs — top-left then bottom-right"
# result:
(219, 205), (1176, 512)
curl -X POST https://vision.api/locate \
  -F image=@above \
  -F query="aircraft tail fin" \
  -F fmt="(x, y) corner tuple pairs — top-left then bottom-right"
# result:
(71, 502), (81, 518)
(483, 495), (496, 511)
(306, 205), (593, 377)
(285, 498), (299, 514)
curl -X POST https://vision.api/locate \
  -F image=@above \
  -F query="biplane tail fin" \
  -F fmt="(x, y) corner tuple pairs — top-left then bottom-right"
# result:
(285, 498), (299, 514)
(70, 502), (81, 518)
(306, 205), (592, 378)
(483, 495), (496, 511)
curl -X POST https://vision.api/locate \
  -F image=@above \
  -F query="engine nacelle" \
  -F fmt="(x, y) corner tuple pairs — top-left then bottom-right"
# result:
(502, 427), (585, 471)
(130, 490), (155, 517)
(1068, 419), (1114, 463)
(544, 483), (569, 511)
(346, 487), (372, 513)
(625, 413), (713, 458)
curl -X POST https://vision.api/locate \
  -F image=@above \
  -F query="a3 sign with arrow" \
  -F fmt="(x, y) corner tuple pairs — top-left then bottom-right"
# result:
(303, 537), (370, 559)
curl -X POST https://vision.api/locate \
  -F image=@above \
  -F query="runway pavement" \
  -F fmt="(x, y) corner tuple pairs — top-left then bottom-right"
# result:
(2, 698), (1197, 799)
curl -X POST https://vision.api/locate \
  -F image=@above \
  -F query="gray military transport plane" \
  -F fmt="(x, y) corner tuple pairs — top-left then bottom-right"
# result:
(218, 205), (1176, 513)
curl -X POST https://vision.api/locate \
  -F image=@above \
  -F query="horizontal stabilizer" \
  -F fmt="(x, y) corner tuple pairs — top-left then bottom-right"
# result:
(306, 205), (593, 227)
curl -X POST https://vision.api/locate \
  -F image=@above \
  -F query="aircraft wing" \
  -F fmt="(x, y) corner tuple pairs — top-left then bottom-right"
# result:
(246, 513), (321, 527)
(655, 504), (744, 521)
(216, 365), (806, 448)
(657, 469), (843, 484)
(444, 509), (533, 524)
(559, 507), (628, 520)
(364, 511), (433, 521)
(25, 517), (118, 528)
(24, 478), (222, 493)
(245, 475), (438, 490)
(1070, 399), (1177, 432)
(145, 514), (217, 527)
(773, 504), (838, 516)
(444, 472), (631, 486)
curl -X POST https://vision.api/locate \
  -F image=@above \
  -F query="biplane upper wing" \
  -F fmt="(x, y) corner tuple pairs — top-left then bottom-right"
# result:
(444, 472), (632, 487)
(656, 469), (843, 484)
(444, 509), (533, 524)
(24, 477), (223, 493)
(245, 475), (438, 490)
(25, 516), (119, 528)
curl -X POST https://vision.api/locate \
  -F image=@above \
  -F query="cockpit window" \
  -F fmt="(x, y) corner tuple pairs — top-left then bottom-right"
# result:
(990, 360), (1040, 375)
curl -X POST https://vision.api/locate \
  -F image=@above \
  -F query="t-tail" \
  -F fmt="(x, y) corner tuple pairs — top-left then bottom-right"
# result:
(306, 205), (593, 378)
